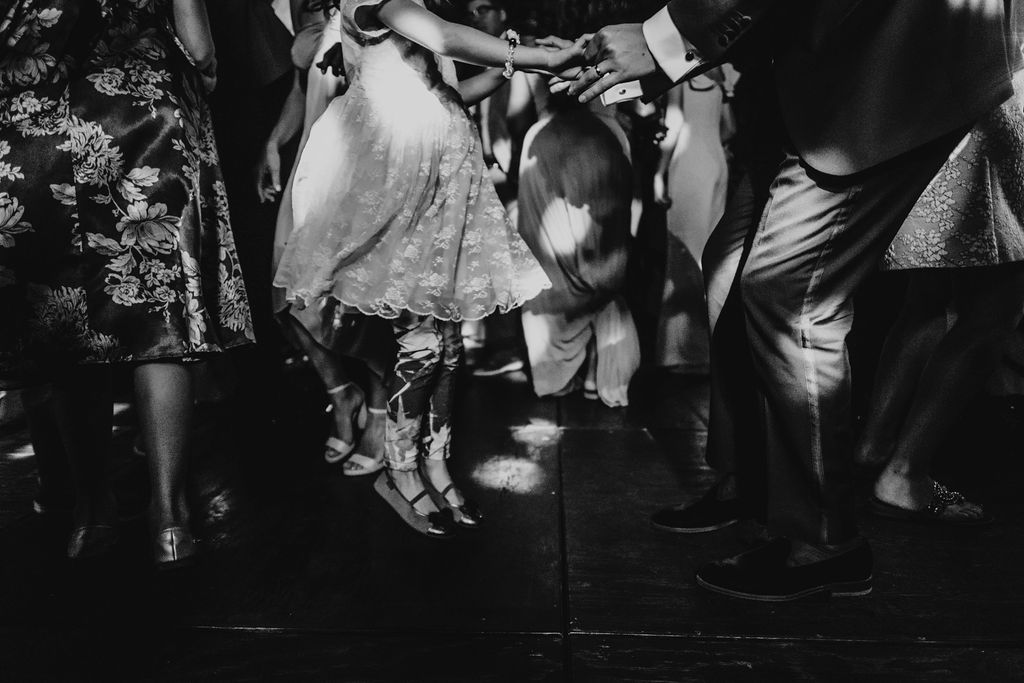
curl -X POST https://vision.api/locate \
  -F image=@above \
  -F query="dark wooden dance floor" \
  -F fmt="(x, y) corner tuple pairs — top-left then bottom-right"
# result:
(1, 362), (1023, 681)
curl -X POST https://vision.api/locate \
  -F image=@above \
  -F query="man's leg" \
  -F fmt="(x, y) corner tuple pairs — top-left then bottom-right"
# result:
(652, 173), (767, 532)
(696, 130), (964, 600)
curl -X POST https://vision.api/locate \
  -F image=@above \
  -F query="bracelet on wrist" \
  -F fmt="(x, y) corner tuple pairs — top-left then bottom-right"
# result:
(502, 29), (520, 80)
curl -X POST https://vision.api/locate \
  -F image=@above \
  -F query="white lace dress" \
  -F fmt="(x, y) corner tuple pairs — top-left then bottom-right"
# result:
(273, 0), (549, 321)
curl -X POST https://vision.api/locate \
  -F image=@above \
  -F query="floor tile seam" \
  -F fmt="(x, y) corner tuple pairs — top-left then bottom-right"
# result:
(555, 436), (576, 682)
(564, 630), (1024, 648)
(172, 625), (566, 638)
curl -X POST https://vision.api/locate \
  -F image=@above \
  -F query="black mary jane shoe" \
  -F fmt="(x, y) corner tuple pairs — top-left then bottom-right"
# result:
(420, 471), (482, 530)
(695, 537), (873, 602)
(374, 471), (456, 539)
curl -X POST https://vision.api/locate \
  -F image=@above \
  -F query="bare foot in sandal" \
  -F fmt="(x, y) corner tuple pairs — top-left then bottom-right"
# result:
(324, 383), (366, 464)
(344, 407), (386, 476)
(872, 469), (991, 525)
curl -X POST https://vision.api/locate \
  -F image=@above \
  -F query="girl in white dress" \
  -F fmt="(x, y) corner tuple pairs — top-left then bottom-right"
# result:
(274, 0), (583, 537)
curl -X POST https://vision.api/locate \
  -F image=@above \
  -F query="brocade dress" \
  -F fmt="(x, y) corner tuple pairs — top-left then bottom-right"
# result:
(0, 0), (253, 383)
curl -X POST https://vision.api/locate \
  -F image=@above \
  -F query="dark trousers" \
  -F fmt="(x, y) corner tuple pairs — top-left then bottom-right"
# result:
(702, 130), (964, 544)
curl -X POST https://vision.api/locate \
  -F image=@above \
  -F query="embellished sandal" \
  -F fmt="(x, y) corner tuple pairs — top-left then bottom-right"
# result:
(870, 480), (994, 526)
(323, 383), (367, 465)
(341, 408), (386, 477)
(421, 471), (482, 530)
(373, 471), (455, 539)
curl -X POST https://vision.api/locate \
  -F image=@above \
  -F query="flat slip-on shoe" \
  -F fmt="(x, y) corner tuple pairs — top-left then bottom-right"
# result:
(696, 538), (873, 602)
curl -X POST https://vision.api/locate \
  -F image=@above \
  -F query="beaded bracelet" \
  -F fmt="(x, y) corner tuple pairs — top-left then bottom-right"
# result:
(502, 29), (520, 80)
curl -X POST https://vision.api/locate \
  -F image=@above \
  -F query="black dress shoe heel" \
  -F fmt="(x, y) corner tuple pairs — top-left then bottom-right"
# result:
(827, 578), (874, 598)
(67, 524), (119, 560)
(651, 485), (747, 534)
(153, 526), (198, 568)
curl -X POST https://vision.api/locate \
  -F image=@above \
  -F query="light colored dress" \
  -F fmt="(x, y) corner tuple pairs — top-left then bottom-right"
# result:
(517, 78), (640, 407)
(656, 73), (734, 371)
(273, 0), (549, 322)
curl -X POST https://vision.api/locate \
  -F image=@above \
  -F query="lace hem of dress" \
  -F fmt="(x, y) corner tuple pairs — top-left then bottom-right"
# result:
(285, 278), (552, 323)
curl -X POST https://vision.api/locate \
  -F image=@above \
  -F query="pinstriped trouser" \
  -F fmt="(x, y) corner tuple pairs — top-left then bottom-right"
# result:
(384, 313), (463, 472)
(702, 130), (965, 544)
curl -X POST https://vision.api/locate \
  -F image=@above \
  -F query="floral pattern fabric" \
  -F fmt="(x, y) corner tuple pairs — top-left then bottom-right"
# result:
(273, 0), (550, 322)
(884, 94), (1024, 270)
(0, 0), (254, 382)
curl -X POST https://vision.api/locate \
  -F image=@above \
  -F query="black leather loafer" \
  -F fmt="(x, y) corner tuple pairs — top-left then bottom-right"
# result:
(696, 537), (873, 602)
(651, 486), (749, 533)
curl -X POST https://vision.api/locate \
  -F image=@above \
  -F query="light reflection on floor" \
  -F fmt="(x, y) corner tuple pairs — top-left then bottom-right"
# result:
(2, 441), (34, 461)
(470, 419), (562, 494)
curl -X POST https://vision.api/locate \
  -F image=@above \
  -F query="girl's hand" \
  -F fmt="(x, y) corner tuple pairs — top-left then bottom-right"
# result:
(534, 35), (574, 50)
(543, 35), (589, 76)
(256, 140), (283, 204)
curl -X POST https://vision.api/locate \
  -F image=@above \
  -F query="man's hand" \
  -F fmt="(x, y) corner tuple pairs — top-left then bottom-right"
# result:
(256, 140), (282, 204)
(566, 24), (657, 103)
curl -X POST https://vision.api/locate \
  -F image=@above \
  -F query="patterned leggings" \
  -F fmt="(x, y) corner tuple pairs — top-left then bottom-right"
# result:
(384, 313), (464, 472)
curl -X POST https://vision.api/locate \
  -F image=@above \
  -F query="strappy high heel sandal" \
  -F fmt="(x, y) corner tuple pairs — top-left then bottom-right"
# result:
(324, 383), (367, 465)
(421, 469), (483, 530)
(342, 407), (386, 477)
(373, 471), (455, 539)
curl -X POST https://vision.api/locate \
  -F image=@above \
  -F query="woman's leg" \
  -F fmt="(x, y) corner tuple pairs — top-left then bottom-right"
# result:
(134, 362), (193, 533)
(854, 272), (950, 466)
(22, 384), (73, 515)
(383, 314), (443, 515)
(50, 366), (115, 530)
(281, 314), (364, 451)
(352, 371), (387, 466)
(420, 320), (466, 504)
(875, 263), (1024, 512)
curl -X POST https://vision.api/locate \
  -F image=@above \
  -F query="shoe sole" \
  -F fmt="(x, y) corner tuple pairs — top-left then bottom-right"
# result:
(868, 496), (995, 527)
(696, 575), (873, 602)
(651, 518), (740, 534)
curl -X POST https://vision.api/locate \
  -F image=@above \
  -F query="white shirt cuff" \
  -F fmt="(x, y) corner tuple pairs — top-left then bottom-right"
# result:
(642, 6), (705, 83)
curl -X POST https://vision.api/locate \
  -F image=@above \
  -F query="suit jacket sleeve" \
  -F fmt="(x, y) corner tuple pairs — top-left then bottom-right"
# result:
(640, 0), (784, 101)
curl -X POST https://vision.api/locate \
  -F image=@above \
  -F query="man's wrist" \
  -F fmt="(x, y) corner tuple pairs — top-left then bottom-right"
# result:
(642, 7), (703, 83)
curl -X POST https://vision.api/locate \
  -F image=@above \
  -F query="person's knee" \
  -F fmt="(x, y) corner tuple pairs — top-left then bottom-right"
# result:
(396, 328), (444, 375)
(738, 263), (779, 317)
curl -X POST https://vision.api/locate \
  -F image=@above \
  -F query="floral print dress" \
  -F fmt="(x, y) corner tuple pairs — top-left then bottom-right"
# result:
(0, 0), (253, 383)
(883, 90), (1024, 270)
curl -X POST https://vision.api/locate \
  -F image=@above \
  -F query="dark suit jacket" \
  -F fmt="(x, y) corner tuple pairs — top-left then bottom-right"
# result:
(663, 0), (1021, 174)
